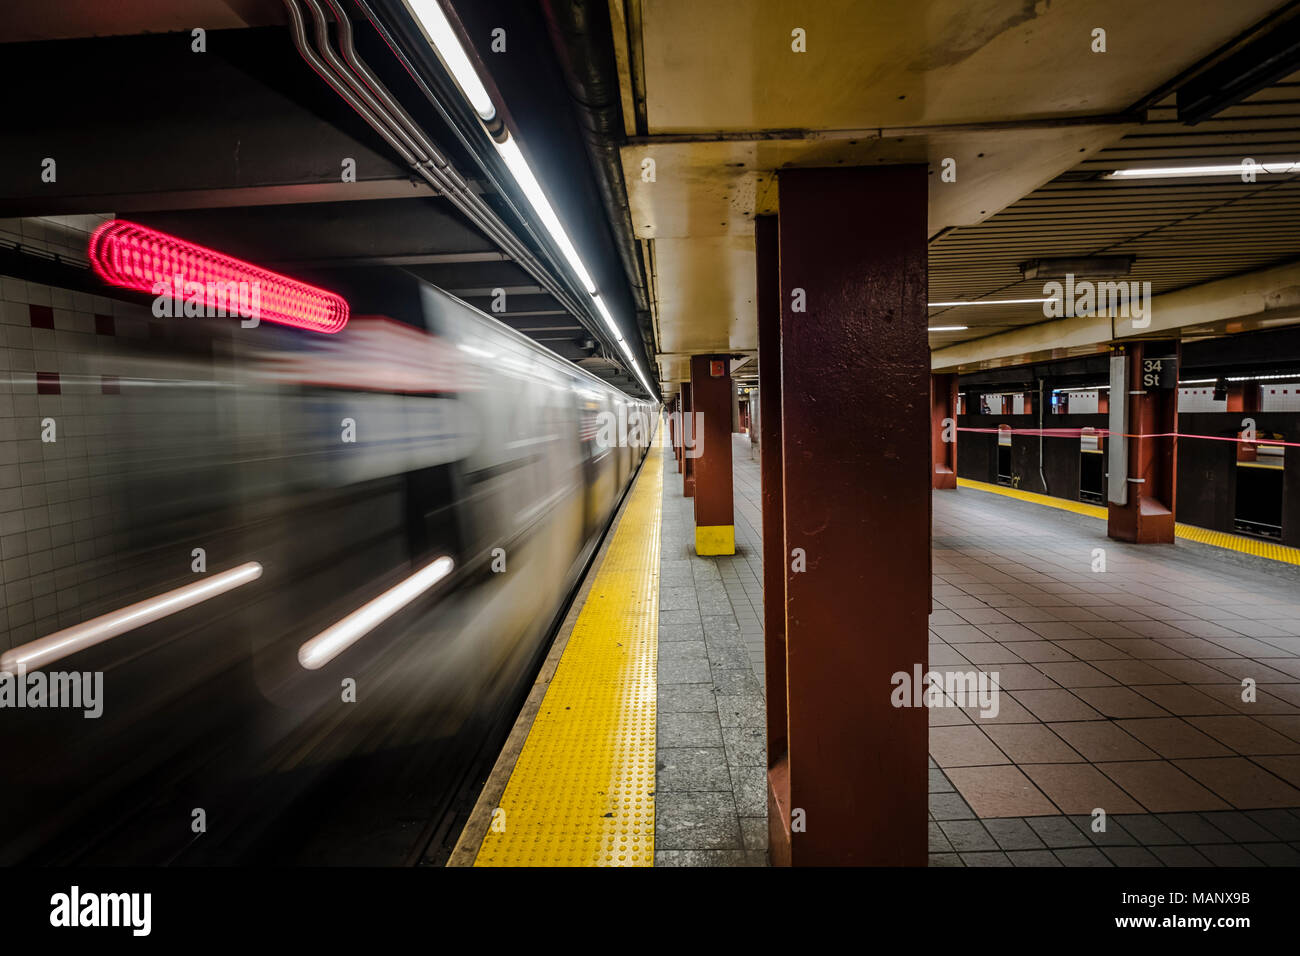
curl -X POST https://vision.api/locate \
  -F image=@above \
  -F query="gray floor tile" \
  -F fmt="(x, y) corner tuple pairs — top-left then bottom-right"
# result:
(1053, 847), (1113, 867)
(739, 816), (768, 850)
(938, 819), (997, 852)
(654, 792), (743, 851)
(961, 850), (1013, 866)
(657, 747), (732, 791)
(716, 693), (765, 728)
(654, 849), (765, 866)
(721, 725), (766, 766)
(658, 712), (724, 748)
(984, 817), (1045, 850)
(659, 683), (720, 713)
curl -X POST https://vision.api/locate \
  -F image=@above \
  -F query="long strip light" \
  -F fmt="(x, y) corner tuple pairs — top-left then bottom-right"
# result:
(403, 0), (497, 120)
(1179, 374), (1300, 385)
(90, 221), (349, 334)
(1104, 160), (1300, 180)
(406, 1), (655, 396)
(298, 556), (454, 670)
(928, 325), (968, 332)
(496, 137), (596, 295)
(0, 562), (263, 674)
(928, 298), (1053, 307)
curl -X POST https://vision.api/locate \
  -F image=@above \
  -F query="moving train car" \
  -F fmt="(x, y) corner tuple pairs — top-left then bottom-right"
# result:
(0, 263), (656, 864)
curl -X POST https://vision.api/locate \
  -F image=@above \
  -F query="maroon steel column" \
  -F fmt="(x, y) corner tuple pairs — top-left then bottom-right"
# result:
(681, 382), (695, 497)
(1108, 341), (1178, 543)
(755, 216), (790, 865)
(689, 355), (735, 554)
(673, 395), (684, 473)
(931, 373), (959, 489)
(775, 166), (930, 866)
(670, 392), (681, 460)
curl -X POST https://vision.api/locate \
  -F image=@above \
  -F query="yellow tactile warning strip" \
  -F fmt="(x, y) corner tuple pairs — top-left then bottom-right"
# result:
(1173, 522), (1300, 565)
(956, 478), (1108, 520)
(474, 439), (663, 866)
(956, 477), (1300, 567)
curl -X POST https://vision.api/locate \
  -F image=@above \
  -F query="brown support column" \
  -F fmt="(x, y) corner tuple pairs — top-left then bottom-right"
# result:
(755, 216), (791, 865)
(1226, 383), (1260, 414)
(1107, 341), (1178, 543)
(775, 166), (930, 866)
(681, 382), (695, 496)
(931, 373), (958, 489)
(689, 355), (735, 555)
(668, 396), (677, 457)
(674, 395), (684, 473)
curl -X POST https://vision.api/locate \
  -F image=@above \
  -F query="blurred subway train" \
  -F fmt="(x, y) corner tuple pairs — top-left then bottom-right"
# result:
(0, 263), (656, 864)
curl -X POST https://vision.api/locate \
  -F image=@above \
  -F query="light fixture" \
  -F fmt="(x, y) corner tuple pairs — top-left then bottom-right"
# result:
(928, 325), (968, 332)
(1227, 373), (1300, 382)
(497, 136), (596, 295)
(1021, 256), (1133, 279)
(1179, 374), (1300, 385)
(89, 220), (349, 334)
(405, 1), (655, 397)
(1103, 160), (1300, 180)
(928, 298), (1053, 307)
(402, 1), (496, 121)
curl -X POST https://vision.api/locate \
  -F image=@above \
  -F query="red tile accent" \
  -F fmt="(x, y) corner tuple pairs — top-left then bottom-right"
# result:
(29, 304), (54, 328)
(94, 313), (115, 335)
(36, 371), (60, 395)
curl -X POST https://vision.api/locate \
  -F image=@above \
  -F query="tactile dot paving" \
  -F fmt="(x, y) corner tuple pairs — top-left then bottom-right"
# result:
(475, 438), (664, 866)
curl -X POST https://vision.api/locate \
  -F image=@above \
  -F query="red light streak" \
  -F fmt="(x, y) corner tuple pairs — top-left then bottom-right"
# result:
(88, 220), (348, 334)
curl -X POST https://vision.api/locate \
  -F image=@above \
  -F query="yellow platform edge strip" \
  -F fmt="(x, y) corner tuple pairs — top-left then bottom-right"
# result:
(955, 477), (1300, 567)
(474, 439), (664, 866)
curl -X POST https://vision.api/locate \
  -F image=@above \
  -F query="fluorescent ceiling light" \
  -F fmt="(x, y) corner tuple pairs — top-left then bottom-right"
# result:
(496, 135), (596, 294)
(1104, 160), (1300, 180)
(592, 293), (623, 341)
(403, 1), (497, 120)
(409, 3), (655, 397)
(928, 325), (968, 332)
(1179, 374), (1300, 385)
(1021, 256), (1133, 279)
(929, 298), (1052, 307)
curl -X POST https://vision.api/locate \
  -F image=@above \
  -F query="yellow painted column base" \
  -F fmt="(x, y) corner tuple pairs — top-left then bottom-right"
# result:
(695, 525), (735, 556)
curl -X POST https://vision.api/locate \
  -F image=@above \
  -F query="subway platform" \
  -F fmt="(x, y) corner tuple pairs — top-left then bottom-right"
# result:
(451, 424), (1300, 867)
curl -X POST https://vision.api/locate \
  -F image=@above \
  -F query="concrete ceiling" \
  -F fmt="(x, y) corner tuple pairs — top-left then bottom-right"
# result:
(929, 72), (1300, 365)
(613, 0), (1292, 385)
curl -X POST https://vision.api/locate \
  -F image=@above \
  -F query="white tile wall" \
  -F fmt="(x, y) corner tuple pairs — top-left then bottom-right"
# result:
(1178, 387), (1227, 413)
(1261, 385), (1300, 412)
(0, 271), (152, 650)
